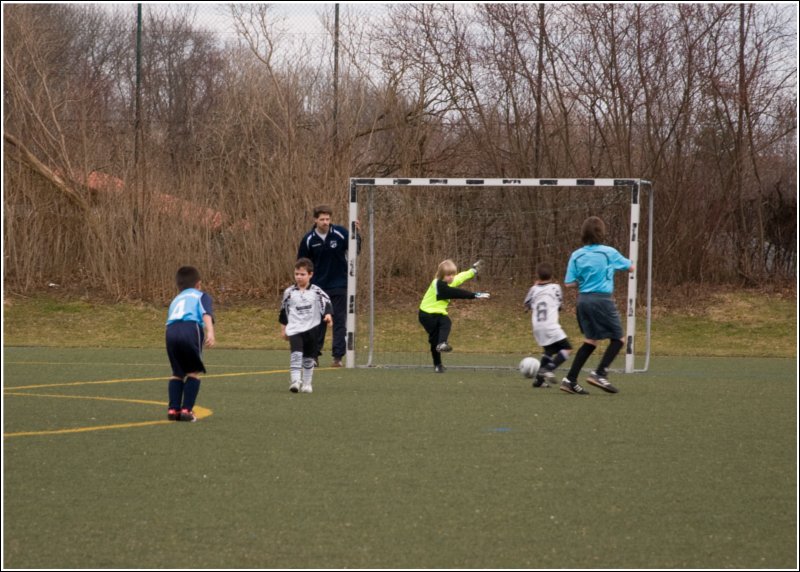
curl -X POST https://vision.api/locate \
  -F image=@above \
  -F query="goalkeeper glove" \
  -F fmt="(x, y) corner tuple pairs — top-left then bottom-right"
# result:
(474, 292), (491, 299)
(471, 259), (483, 273)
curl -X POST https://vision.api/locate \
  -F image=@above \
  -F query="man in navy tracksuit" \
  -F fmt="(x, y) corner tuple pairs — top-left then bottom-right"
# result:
(297, 205), (360, 367)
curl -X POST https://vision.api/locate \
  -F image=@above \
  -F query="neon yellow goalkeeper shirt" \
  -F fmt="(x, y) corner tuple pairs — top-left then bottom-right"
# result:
(419, 268), (476, 315)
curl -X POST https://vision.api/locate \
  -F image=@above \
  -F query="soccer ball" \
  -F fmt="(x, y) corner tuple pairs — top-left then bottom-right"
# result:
(519, 357), (540, 379)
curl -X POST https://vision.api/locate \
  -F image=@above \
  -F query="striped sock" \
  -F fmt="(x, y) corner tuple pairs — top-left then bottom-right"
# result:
(302, 357), (315, 388)
(290, 351), (303, 384)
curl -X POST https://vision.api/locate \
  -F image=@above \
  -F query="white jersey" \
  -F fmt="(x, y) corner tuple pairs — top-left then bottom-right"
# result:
(280, 284), (332, 336)
(523, 282), (568, 347)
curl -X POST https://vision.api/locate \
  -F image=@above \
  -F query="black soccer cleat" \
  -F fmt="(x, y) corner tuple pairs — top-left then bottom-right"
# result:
(532, 374), (550, 388)
(586, 371), (619, 394)
(559, 378), (589, 395)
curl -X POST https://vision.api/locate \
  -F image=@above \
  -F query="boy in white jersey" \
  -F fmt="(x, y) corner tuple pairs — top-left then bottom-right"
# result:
(523, 262), (573, 388)
(279, 258), (333, 393)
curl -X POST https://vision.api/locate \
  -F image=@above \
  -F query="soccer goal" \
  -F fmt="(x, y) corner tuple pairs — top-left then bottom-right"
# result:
(345, 178), (653, 373)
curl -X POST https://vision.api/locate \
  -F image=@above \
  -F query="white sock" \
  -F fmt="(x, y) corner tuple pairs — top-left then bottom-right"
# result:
(290, 351), (303, 384)
(302, 357), (315, 387)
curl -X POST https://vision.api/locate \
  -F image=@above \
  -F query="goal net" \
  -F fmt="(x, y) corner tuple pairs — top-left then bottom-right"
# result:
(345, 178), (653, 373)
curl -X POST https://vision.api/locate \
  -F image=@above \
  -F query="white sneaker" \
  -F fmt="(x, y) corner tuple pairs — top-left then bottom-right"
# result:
(300, 384), (313, 394)
(289, 381), (301, 393)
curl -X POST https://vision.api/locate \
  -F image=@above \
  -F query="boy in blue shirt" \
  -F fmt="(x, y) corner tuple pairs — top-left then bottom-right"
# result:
(561, 216), (633, 395)
(165, 266), (216, 421)
(297, 205), (360, 367)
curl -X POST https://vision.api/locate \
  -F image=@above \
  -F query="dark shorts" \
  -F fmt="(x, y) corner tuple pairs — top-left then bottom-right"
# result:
(418, 310), (452, 346)
(289, 324), (323, 358)
(543, 338), (573, 355)
(576, 293), (624, 340)
(166, 321), (206, 378)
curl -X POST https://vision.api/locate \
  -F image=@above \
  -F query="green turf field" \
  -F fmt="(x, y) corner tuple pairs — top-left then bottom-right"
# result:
(3, 347), (796, 568)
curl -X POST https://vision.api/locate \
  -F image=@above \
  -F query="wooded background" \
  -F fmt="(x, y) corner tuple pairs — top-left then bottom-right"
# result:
(3, 4), (796, 301)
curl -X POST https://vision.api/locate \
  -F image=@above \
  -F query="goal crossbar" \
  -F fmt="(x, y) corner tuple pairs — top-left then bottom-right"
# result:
(345, 177), (653, 373)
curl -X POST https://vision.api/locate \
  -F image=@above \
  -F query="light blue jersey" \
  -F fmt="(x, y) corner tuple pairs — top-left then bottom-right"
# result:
(565, 244), (631, 293)
(166, 288), (213, 326)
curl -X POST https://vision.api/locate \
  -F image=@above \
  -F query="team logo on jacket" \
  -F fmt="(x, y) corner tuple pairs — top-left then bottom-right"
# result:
(329, 241), (338, 248)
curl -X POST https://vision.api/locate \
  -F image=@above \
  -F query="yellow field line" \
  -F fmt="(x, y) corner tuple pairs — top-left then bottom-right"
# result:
(5, 361), (279, 370)
(4, 361), (176, 367)
(5, 421), (170, 438)
(2, 367), (297, 438)
(5, 392), (166, 406)
(4, 369), (290, 391)
(3, 393), (213, 438)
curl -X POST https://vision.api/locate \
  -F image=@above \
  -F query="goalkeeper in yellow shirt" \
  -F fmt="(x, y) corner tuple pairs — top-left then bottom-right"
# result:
(418, 259), (490, 373)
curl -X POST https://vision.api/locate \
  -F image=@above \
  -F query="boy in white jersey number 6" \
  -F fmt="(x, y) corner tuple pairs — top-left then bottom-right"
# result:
(279, 258), (333, 393)
(523, 262), (573, 388)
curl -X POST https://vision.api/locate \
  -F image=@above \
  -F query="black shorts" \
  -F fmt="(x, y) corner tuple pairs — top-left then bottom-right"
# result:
(166, 321), (206, 378)
(576, 293), (624, 340)
(288, 325), (322, 358)
(418, 310), (452, 346)
(543, 338), (573, 355)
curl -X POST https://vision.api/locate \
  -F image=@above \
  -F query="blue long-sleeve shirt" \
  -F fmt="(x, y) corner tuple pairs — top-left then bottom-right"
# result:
(297, 224), (361, 293)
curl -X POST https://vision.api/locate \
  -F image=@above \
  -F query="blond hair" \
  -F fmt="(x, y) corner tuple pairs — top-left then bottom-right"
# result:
(436, 259), (458, 280)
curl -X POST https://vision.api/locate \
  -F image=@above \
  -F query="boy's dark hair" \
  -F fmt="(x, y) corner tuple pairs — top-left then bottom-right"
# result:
(313, 205), (333, 218)
(581, 216), (606, 245)
(295, 257), (314, 273)
(536, 262), (553, 281)
(176, 266), (201, 290)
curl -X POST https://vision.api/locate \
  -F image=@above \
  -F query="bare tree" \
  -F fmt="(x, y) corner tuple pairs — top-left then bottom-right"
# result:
(4, 3), (796, 299)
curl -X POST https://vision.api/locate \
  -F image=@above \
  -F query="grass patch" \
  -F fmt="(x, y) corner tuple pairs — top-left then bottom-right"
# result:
(4, 296), (165, 348)
(651, 290), (796, 357)
(3, 287), (796, 358)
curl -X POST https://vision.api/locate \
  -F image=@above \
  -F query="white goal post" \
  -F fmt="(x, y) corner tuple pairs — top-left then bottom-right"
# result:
(345, 178), (653, 373)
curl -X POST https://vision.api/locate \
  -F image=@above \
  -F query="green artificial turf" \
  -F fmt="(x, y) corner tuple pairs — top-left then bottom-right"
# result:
(3, 347), (796, 568)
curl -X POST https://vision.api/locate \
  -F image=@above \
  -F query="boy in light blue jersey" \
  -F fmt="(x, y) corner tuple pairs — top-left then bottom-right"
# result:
(561, 216), (633, 395)
(165, 266), (216, 421)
